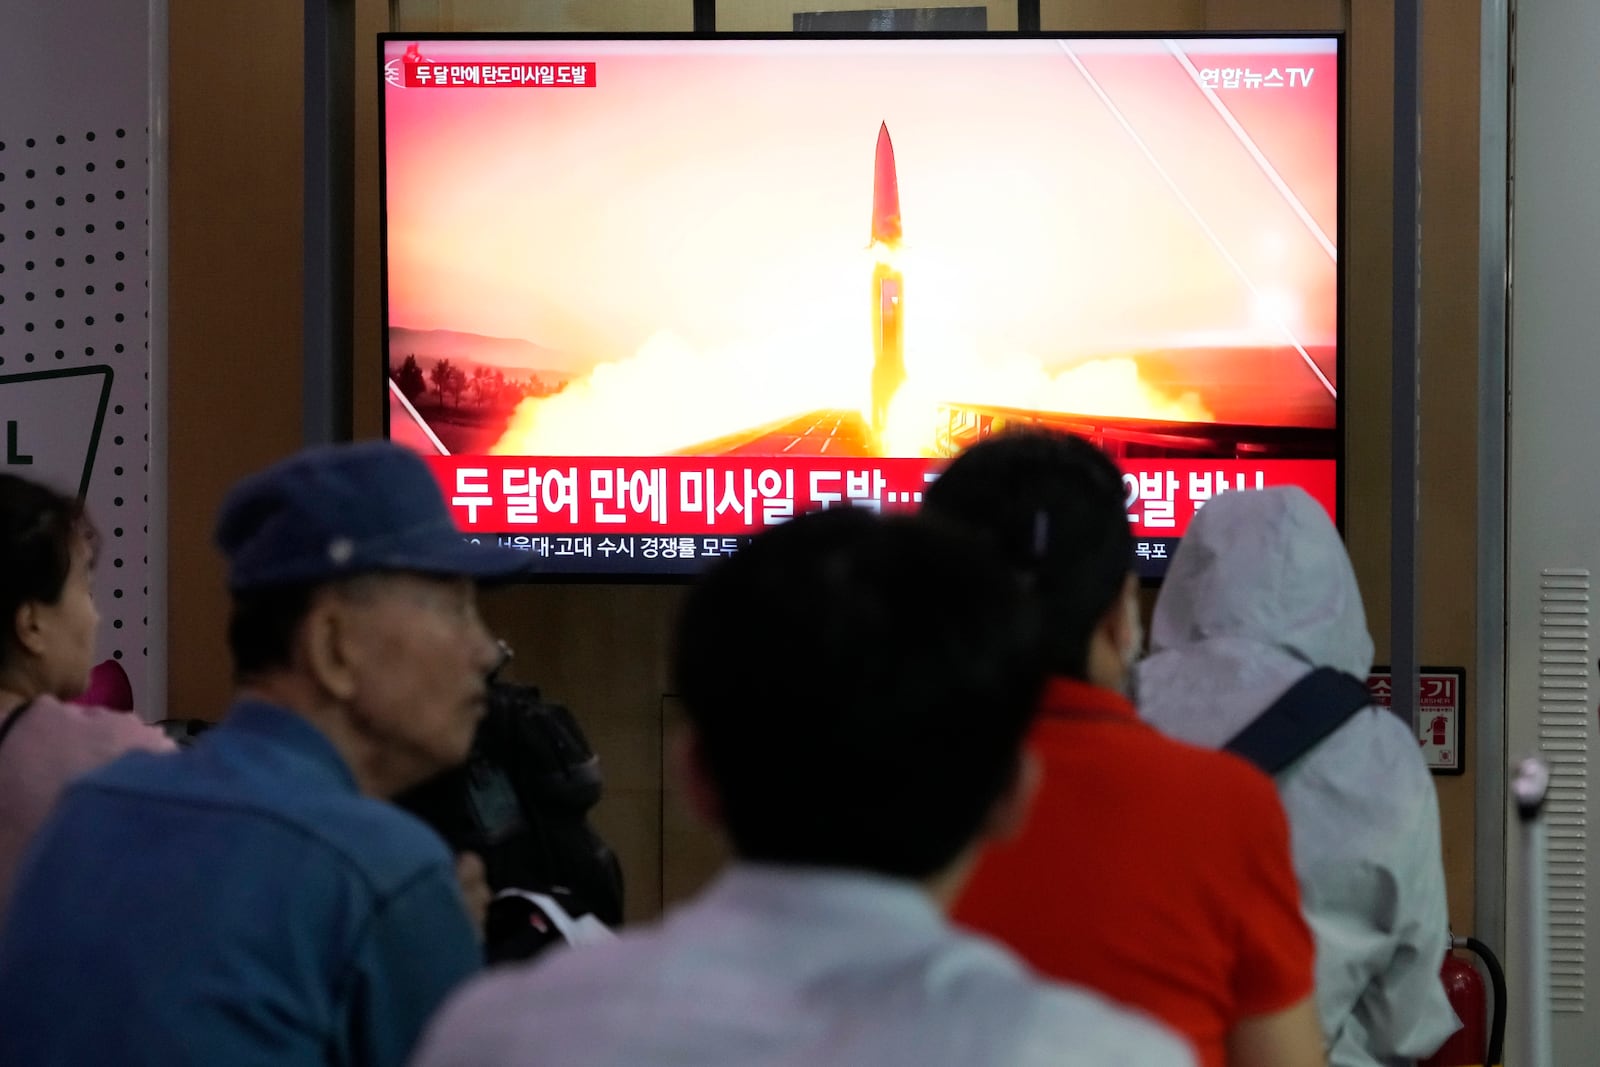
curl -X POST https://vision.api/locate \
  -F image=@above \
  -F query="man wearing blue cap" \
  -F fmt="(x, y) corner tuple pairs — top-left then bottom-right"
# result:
(0, 442), (528, 1067)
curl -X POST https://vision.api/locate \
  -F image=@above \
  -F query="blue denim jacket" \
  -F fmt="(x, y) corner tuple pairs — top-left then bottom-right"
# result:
(0, 700), (481, 1067)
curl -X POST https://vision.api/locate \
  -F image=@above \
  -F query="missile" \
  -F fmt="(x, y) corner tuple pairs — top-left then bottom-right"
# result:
(870, 122), (905, 438)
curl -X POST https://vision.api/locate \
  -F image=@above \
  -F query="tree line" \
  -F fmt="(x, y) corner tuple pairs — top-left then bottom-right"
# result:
(389, 354), (562, 411)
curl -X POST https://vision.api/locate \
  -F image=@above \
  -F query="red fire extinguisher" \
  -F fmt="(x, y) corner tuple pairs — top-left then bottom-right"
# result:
(1421, 934), (1505, 1067)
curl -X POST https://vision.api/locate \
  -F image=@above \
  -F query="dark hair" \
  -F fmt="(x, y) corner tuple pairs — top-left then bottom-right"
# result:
(673, 506), (1045, 880)
(225, 574), (412, 682)
(923, 430), (1134, 680)
(227, 583), (318, 682)
(0, 473), (95, 666)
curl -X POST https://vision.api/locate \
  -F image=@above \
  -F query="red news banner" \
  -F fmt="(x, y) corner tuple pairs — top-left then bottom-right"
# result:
(404, 62), (596, 88)
(427, 457), (1336, 538)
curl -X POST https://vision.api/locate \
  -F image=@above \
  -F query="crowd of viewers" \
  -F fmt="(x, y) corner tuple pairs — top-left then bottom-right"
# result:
(0, 432), (1456, 1066)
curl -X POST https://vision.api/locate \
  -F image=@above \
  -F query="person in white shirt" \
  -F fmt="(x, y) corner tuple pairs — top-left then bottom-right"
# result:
(412, 507), (1195, 1067)
(1136, 486), (1458, 1067)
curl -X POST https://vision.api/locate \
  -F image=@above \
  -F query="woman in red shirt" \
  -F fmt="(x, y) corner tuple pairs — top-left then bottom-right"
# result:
(925, 430), (1326, 1067)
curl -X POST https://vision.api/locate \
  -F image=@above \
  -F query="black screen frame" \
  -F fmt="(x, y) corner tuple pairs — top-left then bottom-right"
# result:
(377, 29), (1348, 585)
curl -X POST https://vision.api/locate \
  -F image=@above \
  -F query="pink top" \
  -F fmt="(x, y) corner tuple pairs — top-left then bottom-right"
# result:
(0, 694), (174, 921)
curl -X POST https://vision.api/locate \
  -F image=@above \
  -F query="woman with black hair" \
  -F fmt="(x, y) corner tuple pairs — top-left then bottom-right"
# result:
(0, 472), (170, 920)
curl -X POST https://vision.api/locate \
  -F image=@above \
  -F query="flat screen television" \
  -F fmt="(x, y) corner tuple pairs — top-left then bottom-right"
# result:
(380, 33), (1342, 579)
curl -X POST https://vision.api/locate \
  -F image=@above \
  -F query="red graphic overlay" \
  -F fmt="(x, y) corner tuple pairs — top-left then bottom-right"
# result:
(425, 455), (1334, 537)
(404, 62), (596, 88)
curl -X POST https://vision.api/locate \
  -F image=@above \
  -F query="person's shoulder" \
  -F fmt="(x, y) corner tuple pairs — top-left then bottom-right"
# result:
(214, 710), (460, 891)
(1315, 705), (1437, 794)
(1118, 718), (1280, 803)
(1285, 706), (1441, 858)
(927, 927), (1195, 1064)
(1017, 981), (1197, 1067)
(290, 790), (456, 895)
(21, 695), (174, 761)
(100, 723), (454, 897)
(413, 934), (648, 1066)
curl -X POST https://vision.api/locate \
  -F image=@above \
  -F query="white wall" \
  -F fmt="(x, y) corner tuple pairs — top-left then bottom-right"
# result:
(0, 1), (158, 713)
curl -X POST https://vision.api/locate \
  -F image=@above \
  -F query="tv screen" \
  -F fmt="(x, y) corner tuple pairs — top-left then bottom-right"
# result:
(380, 34), (1341, 579)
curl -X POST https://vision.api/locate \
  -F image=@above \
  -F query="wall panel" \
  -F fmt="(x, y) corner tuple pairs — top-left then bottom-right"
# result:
(167, 1), (306, 719)
(1, 0), (156, 713)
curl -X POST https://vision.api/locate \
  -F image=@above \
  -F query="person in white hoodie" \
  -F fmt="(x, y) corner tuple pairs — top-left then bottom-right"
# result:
(1136, 485), (1459, 1067)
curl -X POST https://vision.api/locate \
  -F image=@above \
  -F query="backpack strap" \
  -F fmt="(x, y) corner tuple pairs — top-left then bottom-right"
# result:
(1223, 667), (1373, 775)
(0, 701), (36, 756)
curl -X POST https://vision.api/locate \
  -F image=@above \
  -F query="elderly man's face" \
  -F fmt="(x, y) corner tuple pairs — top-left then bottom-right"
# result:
(334, 573), (501, 790)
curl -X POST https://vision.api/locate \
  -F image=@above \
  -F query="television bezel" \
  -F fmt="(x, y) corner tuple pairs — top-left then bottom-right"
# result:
(377, 29), (1347, 586)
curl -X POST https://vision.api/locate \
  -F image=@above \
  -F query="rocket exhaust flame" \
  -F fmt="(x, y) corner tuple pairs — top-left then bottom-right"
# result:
(487, 121), (1213, 460)
(879, 353), (1213, 458)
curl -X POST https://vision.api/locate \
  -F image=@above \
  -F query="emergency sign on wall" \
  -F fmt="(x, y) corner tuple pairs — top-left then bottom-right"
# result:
(1366, 666), (1466, 775)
